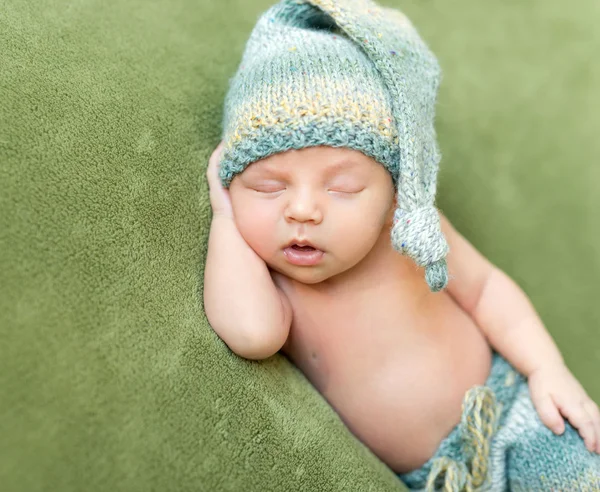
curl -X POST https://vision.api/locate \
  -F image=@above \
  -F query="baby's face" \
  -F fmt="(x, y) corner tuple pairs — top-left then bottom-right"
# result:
(229, 146), (395, 284)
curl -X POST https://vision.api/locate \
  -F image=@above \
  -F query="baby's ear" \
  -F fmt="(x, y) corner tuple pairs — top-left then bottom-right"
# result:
(385, 196), (397, 227)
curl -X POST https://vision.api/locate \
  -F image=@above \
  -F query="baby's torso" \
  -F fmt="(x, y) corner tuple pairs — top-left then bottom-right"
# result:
(272, 253), (492, 474)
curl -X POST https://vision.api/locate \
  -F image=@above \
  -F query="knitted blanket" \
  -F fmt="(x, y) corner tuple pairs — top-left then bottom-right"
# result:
(1, 0), (598, 490)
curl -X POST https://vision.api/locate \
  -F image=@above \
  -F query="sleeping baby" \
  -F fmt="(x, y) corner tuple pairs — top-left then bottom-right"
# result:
(203, 0), (600, 489)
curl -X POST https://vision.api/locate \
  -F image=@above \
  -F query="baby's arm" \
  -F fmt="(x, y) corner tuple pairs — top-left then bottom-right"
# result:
(440, 210), (600, 453)
(438, 211), (563, 376)
(203, 142), (292, 360)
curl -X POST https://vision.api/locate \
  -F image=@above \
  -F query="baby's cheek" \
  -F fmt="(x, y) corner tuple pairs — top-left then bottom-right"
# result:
(235, 207), (279, 255)
(334, 209), (384, 254)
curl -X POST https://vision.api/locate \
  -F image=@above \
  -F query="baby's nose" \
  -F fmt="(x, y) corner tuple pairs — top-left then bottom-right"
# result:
(284, 189), (323, 224)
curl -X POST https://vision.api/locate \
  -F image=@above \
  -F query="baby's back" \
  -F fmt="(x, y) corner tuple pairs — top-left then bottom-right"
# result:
(273, 243), (492, 474)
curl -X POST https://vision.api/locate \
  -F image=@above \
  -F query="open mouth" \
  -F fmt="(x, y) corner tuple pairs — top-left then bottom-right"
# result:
(290, 244), (316, 251)
(283, 241), (324, 266)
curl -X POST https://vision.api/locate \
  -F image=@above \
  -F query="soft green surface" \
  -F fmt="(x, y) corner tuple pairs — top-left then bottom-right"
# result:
(1, 0), (598, 491)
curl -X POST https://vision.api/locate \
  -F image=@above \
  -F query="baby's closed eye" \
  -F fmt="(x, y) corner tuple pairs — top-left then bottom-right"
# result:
(249, 180), (286, 193)
(326, 177), (365, 194)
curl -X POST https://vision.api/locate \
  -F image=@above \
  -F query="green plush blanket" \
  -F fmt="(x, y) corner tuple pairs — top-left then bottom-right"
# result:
(1, 0), (598, 490)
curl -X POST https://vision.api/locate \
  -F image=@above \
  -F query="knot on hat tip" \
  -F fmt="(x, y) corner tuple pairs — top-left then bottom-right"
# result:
(391, 205), (449, 291)
(425, 258), (448, 292)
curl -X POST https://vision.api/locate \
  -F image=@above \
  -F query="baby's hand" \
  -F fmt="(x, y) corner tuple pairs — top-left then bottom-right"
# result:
(206, 141), (233, 218)
(528, 363), (600, 453)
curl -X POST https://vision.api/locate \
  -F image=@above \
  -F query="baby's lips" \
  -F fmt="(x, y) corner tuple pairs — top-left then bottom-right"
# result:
(284, 238), (322, 251)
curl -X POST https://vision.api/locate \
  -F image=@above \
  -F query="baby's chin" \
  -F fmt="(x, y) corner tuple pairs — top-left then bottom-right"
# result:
(271, 265), (333, 285)
(266, 261), (337, 285)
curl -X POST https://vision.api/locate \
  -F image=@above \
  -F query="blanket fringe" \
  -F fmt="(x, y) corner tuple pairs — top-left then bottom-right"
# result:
(425, 386), (499, 492)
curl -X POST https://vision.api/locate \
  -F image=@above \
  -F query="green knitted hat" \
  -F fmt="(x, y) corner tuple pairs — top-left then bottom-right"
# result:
(219, 0), (450, 292)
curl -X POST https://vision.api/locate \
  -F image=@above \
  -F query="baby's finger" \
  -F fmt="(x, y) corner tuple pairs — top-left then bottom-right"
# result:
(557, 398), (597, 452)
(207, 142), (225, 182)
(532, 394), (564, 434)
(583, 400), (600, 454)
(211, 141), (225, 163)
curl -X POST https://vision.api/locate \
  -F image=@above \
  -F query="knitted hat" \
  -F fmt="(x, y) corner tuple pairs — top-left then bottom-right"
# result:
(219, 0), (450, 292)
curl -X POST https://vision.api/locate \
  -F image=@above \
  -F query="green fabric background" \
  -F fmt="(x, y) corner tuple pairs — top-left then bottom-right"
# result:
(1, 0), (598, 490)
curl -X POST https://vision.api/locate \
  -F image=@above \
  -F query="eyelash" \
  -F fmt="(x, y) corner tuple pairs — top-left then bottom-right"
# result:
(328, 187), (364, 194)
(251, 186), (285, 194)
(251, 188), (363, 195)
(247, 180), (365, 195)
